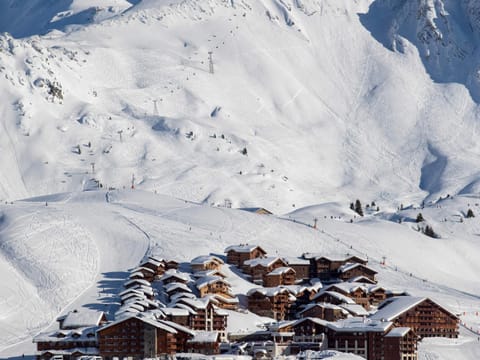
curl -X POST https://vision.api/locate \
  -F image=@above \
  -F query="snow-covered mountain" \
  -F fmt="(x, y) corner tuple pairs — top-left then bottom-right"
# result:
(0, 0), (480, 212)
(2, 0), (480, 359)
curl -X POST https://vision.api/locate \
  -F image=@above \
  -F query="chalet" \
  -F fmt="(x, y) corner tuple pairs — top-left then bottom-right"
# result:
(297, 303), (348, 322)
(138, 257), (166, 276)
(192, 269), (227, 279)
(370, 296), (459, 338)
(321, 282), (387, 309)
(97, 315), (194, 359)
(283, 257), (311, 281)
(173, 297), (229, 341)
(240, 207), (273, 215)
(186, 331), (221, 355)
(191, 255), (224, 272)
(35, 310), (107, 360)
(243, 257), (288, 284)
(312, 291), (356, 306)
(123, 278), (151, 289)
(326, 318), (417, 360)
(305, 254), (368, 281)
(338, 263), (377, 283)
(263, 267), (296, 287)
(159, 308), (190, 327)
(160, 270), (190, 285)
(384, 327), (418, 360)
(209, 293), (240, 310)
(164, 282), (193, 298)
(224, 244), (267, 267)
(195, 276), (232, 298)
(130, 266), (156, 282)
(247, 287), (296, 321)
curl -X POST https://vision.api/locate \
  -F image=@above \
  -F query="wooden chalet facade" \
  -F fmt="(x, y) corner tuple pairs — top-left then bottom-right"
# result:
(224, 244), (267, 267)
(298, 303), (348, 322)
(370, 297), (459, 339)
(97, 316), (194, 360)
(338, 263), (377, 283)
(247, 288), (295, 321)
(307, 255), (368, 281)
(243, 257), (288, 284)
(191, 255), (224, 272)
(263, 267), (296, 287)
(186, 331), (221, 355)
(34, 310), (107, 360)
(196, 276), (232, 298)
(283, 257), (311, 281)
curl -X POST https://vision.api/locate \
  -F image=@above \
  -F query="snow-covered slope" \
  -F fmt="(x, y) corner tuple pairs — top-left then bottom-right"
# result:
(1, 0), (480, 213)
(1, 189), (480, 359)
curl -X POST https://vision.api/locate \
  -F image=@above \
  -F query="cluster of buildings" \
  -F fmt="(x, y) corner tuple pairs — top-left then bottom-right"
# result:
(33, 244), (460, 360)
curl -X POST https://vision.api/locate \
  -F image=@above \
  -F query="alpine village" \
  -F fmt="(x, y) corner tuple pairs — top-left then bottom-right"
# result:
(34, 243), (459, 360)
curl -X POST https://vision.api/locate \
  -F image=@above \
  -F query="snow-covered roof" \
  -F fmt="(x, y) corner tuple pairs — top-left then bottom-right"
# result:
(298, 303), (347, 315)
(187, 330), (219, 343)
(98, 314), (193, 335)
(247, 287), (291, 297)
(161, 307), (190, 317)
(303, 253), (367, 263)
(191, 255), (224, 265)
(193, 269), (227, 278)
(312, 291), (356, 304)
(282, 257), (310, 265)
(385, 327), (412, 337)
(60, 309), (105, 329)
(37, 347), (99, 356)
(129, 271), (145, 279)
(164, 282), (192, 293)
(244, 257), (285, 268)
(124, 278), (151, 287)
(210, 294), (239, 304)
(119, 288), (144, 297)
(339, 304), (370, 317)
(131, 266), (155, 274)
(195, 275), (229, 289)
(293, 317), (329, 328)
(224, 244), (266, 254)
(170, 292), (196, 302)
(338, 263), (377, 274)
(139, 257), (162, 268)
(267, 266), (295, 276)
(348, 275), (377, 284)
(369, 296), (426, 321)
(33, 326), (97, 343)
(327, 317), (392, 333)
(160, 269), (190, 282)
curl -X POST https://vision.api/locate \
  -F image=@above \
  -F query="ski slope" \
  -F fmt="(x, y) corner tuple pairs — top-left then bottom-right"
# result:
(0, 189), (480, 359)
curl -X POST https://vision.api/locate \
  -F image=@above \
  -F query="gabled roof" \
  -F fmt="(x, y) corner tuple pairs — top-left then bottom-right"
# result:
(195, 275), (230, 289)
(124, 278), (151, 287)
(33, 326), (97, 343)
(224, 244), (266, 254)
(339, 304), (370, 317)
(298, 303), (348, 316)
(338, 263), (377, 274)
(348, 275), (377, 284)
(303, 253), (368, 263)
(193, 269), (227, 279)
(293, 317), (329, 328)
(187, 330), (220, 343)
(327, 317), (392, 333)
(244, 257), (286, 268)
(312, 291), (355, 304)
(370, 296), (426, 321)
(60, 309), (105, 329)
(160, 269), (190, 282)
(131, 266), (155, 274)
(97, 314), (193, 336)
(282, 257), (310, 266)
(160, 307), (190, 317)
(191, 255), (224, 266)
(239, 207), (273, 215)
(247, 286), (291, 297)
(385, 327), (413, 337)
(164, 282), (192, 294)
(267, 266), (295, 276)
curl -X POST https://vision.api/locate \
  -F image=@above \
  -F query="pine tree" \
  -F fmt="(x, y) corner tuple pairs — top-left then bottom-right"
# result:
(467, 209), (475, 218)
(355, 199), (364, 216)
(423, 225), (436, 238)
(350, 202), (354, 211)
(416, 213), (424, 223)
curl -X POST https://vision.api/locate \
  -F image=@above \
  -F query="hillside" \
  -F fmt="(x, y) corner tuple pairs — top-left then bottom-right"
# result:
(0, 0), (479, 213)
(1, 190), (480, 359)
